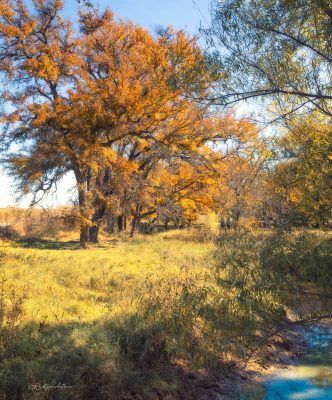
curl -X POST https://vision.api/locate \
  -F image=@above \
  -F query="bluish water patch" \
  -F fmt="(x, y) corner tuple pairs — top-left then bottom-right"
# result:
(239, 324), (332, 400)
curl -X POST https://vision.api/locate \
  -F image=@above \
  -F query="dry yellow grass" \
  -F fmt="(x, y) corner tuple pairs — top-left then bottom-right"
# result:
(1, 228), (330, 399)
(0, 231), (214, 325)
(0, 231), (216, 399)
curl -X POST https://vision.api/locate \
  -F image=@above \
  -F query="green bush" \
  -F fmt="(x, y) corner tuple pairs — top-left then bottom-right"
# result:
(261, 231), (332, 294)
(135, 230), (331, 371)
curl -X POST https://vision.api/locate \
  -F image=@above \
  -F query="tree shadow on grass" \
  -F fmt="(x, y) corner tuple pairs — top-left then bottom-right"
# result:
(0, 302), (249, 400)
(16, 238), (81, 250)
(0, 318), (202, 400)
(15, 238), (119, 250)
(1, 321), (111, 399)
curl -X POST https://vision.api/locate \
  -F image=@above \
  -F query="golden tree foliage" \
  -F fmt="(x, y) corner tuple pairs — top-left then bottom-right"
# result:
(0, 1), (271, 244)
(0, 1), (220, 246)
(266, 112), (331, 226)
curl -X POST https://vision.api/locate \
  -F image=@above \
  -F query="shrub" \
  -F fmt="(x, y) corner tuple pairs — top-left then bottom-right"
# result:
(260, 230), (332, 308)
(166, 226), (216, 243)
(0, 207), (80, 239)
(134, 230), (332, 371)
(0, 224), (18, 240)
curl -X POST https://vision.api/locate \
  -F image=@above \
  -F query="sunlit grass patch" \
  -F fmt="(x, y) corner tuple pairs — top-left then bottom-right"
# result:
(0, 232), (215, 399)
(0, 231), (214, 325)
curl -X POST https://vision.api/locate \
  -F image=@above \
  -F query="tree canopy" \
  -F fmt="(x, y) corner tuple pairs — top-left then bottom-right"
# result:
(0, 1), (251, 246)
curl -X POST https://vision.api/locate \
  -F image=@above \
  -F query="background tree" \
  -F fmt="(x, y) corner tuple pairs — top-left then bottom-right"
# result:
(149, 159), (217, 231)
(103, 115), (252, 238)
(215, 154), (265, 229)
(212, 119), (269, 229)
(264, 112), (331, 227)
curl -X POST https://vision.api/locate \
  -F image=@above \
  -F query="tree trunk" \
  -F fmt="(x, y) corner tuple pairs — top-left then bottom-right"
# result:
(88, 225), (99, 243)
(233, 207), (241, 229)
(88, 205), (106, 243)
(130, 215), (139, 238)
(80, 225), (89, 249)
(106, 213), (115, 234)
(77, 181), (90, 248)
(118, 215), (123, 232)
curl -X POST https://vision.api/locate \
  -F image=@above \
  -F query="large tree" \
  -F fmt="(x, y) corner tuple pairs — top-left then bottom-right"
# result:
(205, 0), (332, 119)
(0, 1), (214, 247)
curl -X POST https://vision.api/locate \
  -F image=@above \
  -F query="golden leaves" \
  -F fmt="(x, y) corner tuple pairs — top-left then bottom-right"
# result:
(30, 103), (51, 126)
(0, 1), (15, 20)
(0, 2), (258, 232)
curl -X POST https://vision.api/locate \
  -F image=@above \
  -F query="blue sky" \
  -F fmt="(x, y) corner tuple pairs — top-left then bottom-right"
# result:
(65, 0), (211, 33)
(0, 0), (211, 208)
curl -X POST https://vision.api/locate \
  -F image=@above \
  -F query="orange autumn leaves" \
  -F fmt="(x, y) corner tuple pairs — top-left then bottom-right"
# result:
(0, 1), (260, 244)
